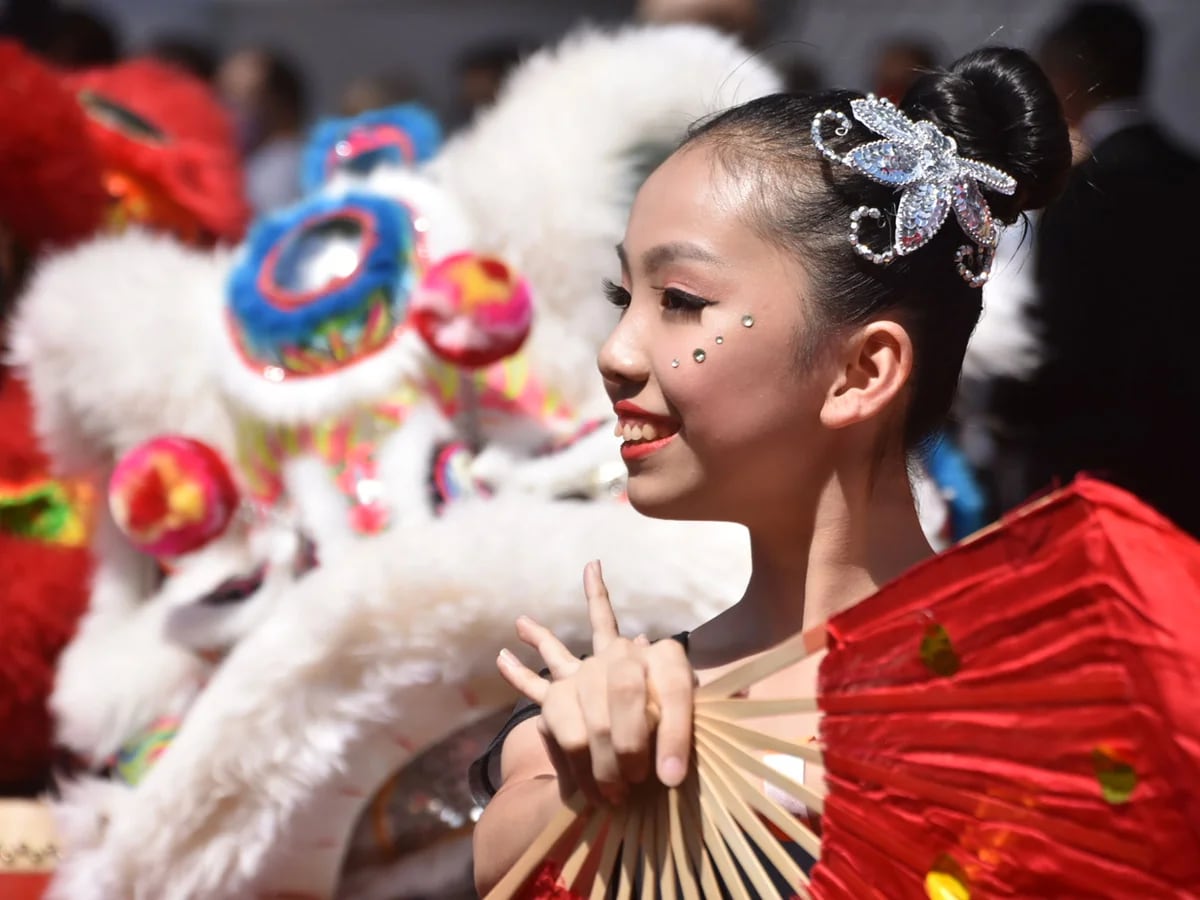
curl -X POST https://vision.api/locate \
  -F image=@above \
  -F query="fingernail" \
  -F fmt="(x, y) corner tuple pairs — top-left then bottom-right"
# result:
(659, 756), (686, 787)
(498, 648), (517, 667)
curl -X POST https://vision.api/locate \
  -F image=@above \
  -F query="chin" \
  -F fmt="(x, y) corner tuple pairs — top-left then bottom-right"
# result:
(625, 475), (715, 522)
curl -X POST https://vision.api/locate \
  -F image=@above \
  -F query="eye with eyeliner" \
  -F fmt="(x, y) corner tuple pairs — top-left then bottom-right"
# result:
(602, 279), (715, 317)
(661, 287), (713, 315)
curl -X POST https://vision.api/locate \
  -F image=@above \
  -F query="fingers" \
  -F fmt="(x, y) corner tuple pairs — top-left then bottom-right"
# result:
(515, 615), (582, 679)
(606, 655), (653, 785)
(583, 560), (621, 654)
(540, 731), (579, 802)
(496, 648), (549, 705)
(575, 657), (624, 804)
(643, 640), (695, 788)
(539, 682), (602, 806)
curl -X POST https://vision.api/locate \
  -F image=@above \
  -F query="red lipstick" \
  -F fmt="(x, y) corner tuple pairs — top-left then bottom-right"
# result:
(619, 434), (677, 461)
(612, 400), (677, 425)
(613, 400), (681, 461)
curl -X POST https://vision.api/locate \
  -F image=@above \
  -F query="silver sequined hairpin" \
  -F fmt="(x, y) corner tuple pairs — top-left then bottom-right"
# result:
(811, 94), (1017, 287)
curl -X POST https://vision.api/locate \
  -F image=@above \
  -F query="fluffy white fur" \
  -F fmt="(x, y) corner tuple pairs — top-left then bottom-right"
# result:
(49, 499), (749, 900)
(50, 513), (210, 764)
(430, 24), (782, 416)
(8, 228), (238, 468)
(9, 229), (257, 765)
(40, 24), (778, 899)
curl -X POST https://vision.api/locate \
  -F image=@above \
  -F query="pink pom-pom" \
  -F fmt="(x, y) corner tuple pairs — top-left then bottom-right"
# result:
(410, 252), (533, 368)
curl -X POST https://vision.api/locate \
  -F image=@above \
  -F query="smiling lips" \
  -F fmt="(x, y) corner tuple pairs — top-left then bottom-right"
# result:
(613, 402), (681, 461)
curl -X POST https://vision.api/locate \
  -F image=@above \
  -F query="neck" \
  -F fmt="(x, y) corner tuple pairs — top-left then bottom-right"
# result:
(701, 454), (933, 660)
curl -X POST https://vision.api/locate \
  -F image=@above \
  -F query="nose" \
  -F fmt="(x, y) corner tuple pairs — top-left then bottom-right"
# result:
(597, 310), (650, 395)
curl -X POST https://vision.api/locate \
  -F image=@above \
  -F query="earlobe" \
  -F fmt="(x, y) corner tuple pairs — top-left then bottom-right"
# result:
(819, 321), (912, 430)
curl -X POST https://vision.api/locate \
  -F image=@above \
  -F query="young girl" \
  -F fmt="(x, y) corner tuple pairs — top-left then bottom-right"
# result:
(471, 45), (1070, 894)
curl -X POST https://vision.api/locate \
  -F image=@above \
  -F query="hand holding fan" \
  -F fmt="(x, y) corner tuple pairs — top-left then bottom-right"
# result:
(486, 478), (1200, 899)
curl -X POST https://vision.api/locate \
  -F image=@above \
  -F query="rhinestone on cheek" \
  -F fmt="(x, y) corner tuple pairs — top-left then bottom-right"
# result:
(741, 315), (754, 328)
(692, 349), (706, 363)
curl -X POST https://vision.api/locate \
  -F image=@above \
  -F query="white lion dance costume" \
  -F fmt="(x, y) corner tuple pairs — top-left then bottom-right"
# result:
(12, 26), (780, 899)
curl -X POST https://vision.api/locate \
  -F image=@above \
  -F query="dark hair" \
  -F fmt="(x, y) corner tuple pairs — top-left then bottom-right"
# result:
(1039, 1), (1148, 100)
(44, 7), (121, 68)
(149, 35), (219, 84)
(261, 51), (308, 123)
(684, 47), (1070, 447)
(456, 39), (531, 78)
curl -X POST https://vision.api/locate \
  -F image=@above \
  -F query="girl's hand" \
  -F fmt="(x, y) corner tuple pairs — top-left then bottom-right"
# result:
(496, 560), (695, 806)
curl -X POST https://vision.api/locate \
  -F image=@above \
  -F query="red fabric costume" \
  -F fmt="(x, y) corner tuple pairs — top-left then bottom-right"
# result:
(0, 40), (105, 796)
(64, 58), (251, 245)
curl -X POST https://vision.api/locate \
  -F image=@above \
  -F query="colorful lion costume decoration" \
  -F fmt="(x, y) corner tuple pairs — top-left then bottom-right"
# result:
(11, 26), (780, 899)
(1, 39), (248, 897)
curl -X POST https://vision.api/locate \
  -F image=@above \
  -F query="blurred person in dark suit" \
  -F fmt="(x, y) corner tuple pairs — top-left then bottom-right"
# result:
(1025, 1), (1200, 534)
(340, 69), (425, 117)
(217, 47), (308, 214)
(637, 0), (762, 47)
(1, 2), (120, 68)
(453, 39), (529, 125)
(871, 37), (937, 105)
(148, 35), (219, 84)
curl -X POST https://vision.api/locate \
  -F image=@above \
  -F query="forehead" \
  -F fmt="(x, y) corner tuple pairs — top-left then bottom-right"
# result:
(623, 142), (806, 287)
(627, 143), (744, 246)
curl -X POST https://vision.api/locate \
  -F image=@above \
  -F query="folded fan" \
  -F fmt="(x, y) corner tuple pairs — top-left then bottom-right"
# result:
(486, 477), (1200, 899)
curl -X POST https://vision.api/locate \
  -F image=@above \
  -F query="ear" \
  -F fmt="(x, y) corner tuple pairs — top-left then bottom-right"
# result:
(819, 319), (913, 431)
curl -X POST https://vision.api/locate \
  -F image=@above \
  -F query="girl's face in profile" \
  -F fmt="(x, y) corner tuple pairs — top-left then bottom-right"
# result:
(598, 143), (840, 527)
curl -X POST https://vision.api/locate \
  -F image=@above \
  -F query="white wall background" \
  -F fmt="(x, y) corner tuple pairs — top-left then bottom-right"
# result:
(83, 0), (1200, 148)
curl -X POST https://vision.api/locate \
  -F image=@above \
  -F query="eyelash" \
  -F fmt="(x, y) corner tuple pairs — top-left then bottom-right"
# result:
(661, 287), (712, 316)
(602, 278), (630, 310)
(601, 280), (714, 317)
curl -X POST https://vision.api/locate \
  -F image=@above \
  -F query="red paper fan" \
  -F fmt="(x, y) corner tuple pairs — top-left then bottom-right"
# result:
(488, 477), (1200, 899)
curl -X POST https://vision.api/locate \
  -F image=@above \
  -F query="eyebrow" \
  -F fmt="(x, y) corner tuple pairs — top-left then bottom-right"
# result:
(615, 241), (723, 276)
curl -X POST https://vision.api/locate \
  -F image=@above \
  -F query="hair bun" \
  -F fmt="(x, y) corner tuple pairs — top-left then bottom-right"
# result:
(903, 46), (1071, 223)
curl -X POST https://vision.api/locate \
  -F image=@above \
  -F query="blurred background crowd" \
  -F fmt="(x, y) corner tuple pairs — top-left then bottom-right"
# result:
(2, 0), (1199, 585)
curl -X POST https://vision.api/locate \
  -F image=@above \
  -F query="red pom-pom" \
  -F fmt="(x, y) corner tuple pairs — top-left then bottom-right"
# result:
(124, 464), (169, 532)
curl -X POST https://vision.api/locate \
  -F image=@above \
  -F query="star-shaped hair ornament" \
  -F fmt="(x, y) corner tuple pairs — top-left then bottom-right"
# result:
(811, 94), (1017, 287)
